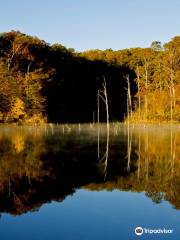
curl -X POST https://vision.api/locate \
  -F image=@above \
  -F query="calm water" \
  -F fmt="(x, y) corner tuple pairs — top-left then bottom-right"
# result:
(0, 124), (179, 240)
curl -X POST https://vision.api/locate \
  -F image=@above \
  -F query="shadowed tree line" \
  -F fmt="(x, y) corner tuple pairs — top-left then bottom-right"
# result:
(1, 31), (179, 124)
(0, 31), (136, 124)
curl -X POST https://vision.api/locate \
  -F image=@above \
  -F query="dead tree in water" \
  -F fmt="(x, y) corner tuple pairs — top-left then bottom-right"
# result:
(98, 78), (110, 180)
(124, 75), (132, 125)
(100, 78), (109, 137)
(124, 75), (132, 172)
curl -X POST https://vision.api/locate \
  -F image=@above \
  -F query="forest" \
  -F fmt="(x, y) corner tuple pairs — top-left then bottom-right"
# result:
(0, 31), (179, 124)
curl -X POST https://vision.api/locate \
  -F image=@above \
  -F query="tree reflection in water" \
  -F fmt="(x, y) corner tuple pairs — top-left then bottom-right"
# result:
(0, 124), (179, 216)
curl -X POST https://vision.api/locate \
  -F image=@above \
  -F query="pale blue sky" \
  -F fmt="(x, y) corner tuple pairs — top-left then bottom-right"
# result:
(1, 0), (180, 51)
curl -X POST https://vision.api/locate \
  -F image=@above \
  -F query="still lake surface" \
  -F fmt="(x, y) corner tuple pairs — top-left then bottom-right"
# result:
(0, 124), (179, 240)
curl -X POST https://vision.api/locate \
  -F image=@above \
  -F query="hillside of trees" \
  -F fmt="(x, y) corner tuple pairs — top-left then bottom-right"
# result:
(0, 31), (179, 124)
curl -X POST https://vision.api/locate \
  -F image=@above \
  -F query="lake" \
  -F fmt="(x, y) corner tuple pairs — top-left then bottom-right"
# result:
(0, 124), (179, 240)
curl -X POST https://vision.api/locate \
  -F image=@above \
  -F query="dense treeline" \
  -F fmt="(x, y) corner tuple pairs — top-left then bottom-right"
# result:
(81, 38), (180, 122)
(0, 31), (179, 123)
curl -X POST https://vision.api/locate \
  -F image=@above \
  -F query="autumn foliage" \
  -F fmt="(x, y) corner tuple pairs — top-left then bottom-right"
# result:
(0, 31), (179, 123)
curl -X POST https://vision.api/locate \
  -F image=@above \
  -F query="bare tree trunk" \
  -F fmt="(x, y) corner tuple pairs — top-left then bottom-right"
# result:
(126, 75), (132, 117)
(170, 68), (176, 116)
(172, 86), (176, 108)
(98, 78), (110, 180)
(127, 93), (129, 128)
(170, 87), (173, 123)
(136, 65), (141, 118)
(159, 63), (162, 92)
(103, 79), (110, 136)
(125, 75), (132, 172)
(144, 60), (148, 120)
(166, 55), (176, 123)
(99, 78), (109, 138)
(103, 79), (109, 180)
(7, 42), (22, 71)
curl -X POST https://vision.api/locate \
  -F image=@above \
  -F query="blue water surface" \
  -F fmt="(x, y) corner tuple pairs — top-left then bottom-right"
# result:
(1, 189), (179, 240)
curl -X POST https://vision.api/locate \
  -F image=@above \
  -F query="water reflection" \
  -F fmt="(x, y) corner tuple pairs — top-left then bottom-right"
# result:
(0, 124), (179, 216)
